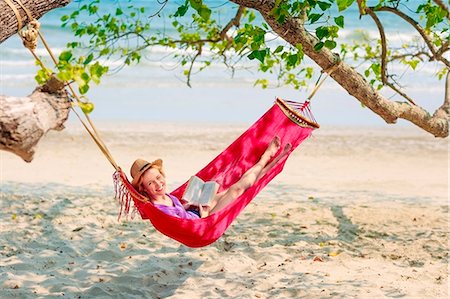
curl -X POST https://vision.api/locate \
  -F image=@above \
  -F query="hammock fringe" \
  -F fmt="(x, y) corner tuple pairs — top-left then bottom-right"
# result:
(113, 170), (143, 221)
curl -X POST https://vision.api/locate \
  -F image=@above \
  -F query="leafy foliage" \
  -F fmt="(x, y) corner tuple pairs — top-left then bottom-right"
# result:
(36, 0), (448, 106)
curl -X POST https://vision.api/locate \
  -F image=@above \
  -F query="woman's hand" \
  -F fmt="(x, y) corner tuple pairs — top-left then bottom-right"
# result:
(199, 205), (211, 218)
(182, 202), (192, 210)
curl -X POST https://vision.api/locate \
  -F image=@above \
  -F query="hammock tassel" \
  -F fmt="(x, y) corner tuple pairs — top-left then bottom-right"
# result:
(113, 170), (144, 221)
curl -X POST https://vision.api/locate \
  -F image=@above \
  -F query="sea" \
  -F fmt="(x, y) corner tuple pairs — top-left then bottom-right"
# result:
(0, 0), (446, 126)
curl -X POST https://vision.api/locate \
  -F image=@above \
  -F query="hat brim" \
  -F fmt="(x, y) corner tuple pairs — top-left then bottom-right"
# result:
(131, 158), (163, 188)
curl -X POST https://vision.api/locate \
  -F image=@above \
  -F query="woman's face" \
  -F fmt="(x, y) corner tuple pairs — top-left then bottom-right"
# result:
(140, 167), (166, 199)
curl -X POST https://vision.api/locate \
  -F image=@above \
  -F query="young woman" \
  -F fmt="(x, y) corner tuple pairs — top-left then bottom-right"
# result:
(130, 136), (291, 219)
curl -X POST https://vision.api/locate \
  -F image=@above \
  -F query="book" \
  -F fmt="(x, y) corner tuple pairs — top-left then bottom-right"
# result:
(182, 175), (220, 205)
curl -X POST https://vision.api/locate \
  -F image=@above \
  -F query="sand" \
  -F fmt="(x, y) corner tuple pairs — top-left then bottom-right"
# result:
(0, 121), (448, 298)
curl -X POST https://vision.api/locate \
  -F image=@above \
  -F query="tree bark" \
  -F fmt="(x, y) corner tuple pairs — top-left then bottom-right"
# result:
(0, 84), (70, 162)
(0, 0), (71, 43)
(231, 0), (449, 138)
(1, 0), (72, 162)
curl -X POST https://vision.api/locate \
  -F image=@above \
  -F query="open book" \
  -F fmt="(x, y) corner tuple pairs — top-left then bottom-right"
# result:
(182, 176), (220, 205)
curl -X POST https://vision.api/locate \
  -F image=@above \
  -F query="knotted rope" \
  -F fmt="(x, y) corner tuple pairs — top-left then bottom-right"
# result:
(18, 19), (40, 50)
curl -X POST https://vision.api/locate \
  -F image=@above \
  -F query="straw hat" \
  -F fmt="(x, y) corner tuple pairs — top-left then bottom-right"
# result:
(130, 158), (163, 187)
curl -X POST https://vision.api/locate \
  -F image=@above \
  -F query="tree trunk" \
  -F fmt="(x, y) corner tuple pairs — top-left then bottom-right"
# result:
(0, 0), (71, 43)
(0, 80), (70, 162)
(231, 0), (449, 138)
(1, 0), (72, 162)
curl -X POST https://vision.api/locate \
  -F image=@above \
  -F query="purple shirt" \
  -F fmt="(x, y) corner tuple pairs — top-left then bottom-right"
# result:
(153, 194), (200, 220)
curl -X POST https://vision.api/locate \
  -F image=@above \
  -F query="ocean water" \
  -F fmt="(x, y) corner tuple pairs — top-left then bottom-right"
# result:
(0, 0), (446, 126)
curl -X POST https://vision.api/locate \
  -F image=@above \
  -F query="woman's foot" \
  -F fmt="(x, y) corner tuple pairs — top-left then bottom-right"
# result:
(261, 136), (281, 161)
(256, 142), (292, 182)
(282, 142), (292, 154)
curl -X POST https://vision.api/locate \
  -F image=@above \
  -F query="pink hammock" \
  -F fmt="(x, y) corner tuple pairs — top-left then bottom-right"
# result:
(113, 98), (319, 248)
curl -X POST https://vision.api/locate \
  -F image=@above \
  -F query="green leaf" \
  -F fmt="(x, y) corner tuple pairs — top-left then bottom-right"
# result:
(115, 8), (123, 16)
(198, 6), (211, 20)
(334, 16), (344, 28)
(174, 4), (189, 17)
(89, 62), (109, 78)
(99, 48), (110, 56)
(83, 54), (94, 65)
(337, 0), (355, 12)
(91, 75), (100, 84)
(79, 102), (94, 113)
(189, 0), (202, 10)
(248, 49), (267, 63)
(70, 11), (79, 19)
(59, 51), (73, 62)
(88, 3), (98, 14)
(254, 78), (269, 89)
(74, 28), (86, 37)
(57, 71), (73, 82)
(409, 60), (419, 70)
(79, 84), (90, 95)
(81, 72), (90, 83)
(273, 45), (284, 54)
(316, 26), (329, 40)
(248, 12), (256, 23)
(371, 63), (381, 76)
(324, 40), (337, 50)
(314, 42), (324, 51)
(286, 53), (299, 66)
(35, 69), (50, 84)
(317, 1), (332, 11)
(309, 13), (323, 24)
(67, 42), (80, 49)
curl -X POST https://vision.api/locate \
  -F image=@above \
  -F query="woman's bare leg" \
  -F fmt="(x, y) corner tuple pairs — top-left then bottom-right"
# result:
(209, 137), (287, 213)
(255, 142), (292, 182)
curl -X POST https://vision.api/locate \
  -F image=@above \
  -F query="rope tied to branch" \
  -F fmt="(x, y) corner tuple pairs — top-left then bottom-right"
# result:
(4, 0), (40, 50)
(306, 58), (342, 103)
(19, 19), (40, 50)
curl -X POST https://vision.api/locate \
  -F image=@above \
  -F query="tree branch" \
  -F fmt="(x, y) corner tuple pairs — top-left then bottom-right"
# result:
(364, 8), (387, 83)
(220, 5), (245, 40)
(0, 80), (70, 162)
(0, 0), (71, 43)
(186, 45), (202, 88)
(434, 71), (450, 119)
(230, 0), (449, 137)
(435, 40), (449, 60)
(364, 6), (417, 105)
(375, 6), (450, 68)
(356, 0), (366, 16)
(389, 51), (430, 62)
(385, 82), (418, 106)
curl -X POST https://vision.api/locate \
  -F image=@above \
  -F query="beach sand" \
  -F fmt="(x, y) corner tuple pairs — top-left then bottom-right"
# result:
(0, 121), (448, 298)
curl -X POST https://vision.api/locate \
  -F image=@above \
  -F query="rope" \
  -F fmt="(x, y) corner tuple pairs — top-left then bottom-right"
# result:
(19, 19), (40, 50)
(5, 0), (39, 50)
(4, 0), (120, 171)
(3, 0), (22, 31)
(306, 59), (342, 102)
